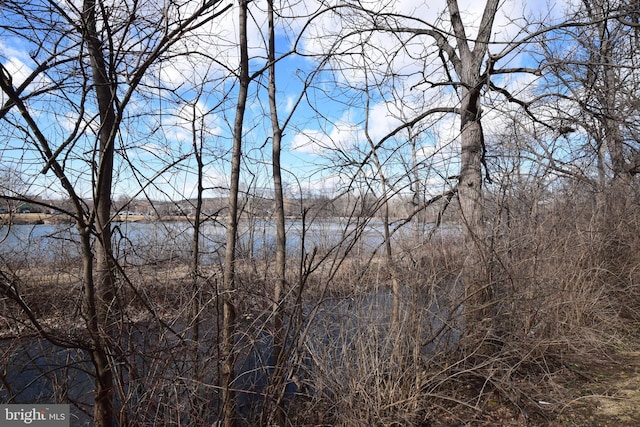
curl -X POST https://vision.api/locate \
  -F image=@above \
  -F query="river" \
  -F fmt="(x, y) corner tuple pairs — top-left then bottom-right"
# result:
(0, 218), (458, 265)
(0, 218), (461, 424)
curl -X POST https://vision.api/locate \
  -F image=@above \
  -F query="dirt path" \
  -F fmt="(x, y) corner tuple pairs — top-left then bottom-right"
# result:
(551, 346), (640, 426)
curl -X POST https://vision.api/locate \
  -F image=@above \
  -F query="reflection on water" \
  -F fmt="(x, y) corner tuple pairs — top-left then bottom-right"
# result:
(1, 286), (462, 425)
(1, 220), (459, 265)
(1, 217), (462, 424)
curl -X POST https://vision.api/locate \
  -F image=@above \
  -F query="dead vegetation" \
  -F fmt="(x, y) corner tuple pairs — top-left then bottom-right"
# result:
(2, 184), (640, 425)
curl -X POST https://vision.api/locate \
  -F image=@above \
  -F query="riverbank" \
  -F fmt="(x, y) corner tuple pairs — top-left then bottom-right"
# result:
(0, 213), (59, 224)
(6, 257), (640, 426)
(2, 203), (639, 425)
(0, 213), (192, 224)
(424, 334), (640, 426)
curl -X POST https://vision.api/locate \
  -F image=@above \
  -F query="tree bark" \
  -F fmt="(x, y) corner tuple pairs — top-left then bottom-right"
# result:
(221, 1), (250, 425)
(446, 0), (500, 335)
(83, 0), (118, 423)
(262, 1), (287, 424)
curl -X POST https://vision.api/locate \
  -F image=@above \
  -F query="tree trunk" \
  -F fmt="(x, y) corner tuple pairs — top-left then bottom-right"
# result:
(221, 1), (250, 425)
(458, 94), (490, 327)
(83, 0), (118, 424)
(262, 1), (287, 423)
(190, 102), (205, 420)
(446, 0), (500, 341)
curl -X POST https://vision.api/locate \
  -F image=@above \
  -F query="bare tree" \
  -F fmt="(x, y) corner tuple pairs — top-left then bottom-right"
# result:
(0, 0), (231, 423)
(316, 0), (504, 338)
(3, 0), (640, 424)
(538, 0), (640, 205)
(221, 0), (249, 424)
(262, 1), (287, 424)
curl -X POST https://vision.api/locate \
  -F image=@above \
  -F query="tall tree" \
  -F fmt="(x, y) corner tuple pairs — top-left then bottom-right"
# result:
(335, 0), (502, 335)
(317, 0), (567, 343)
(262, 0), (287, 424)
(447, 0), (501, 330)
(221, 0), (249, 424)
(0, 0), (231, 423)
(540, 0), (640, 197)
(81, 0), (119, 422)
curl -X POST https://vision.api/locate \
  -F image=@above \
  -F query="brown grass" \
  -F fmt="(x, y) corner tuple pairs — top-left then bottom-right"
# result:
(2, 186), (640, 425)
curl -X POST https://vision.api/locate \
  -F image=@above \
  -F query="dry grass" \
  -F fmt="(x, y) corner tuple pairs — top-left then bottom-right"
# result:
(1, 213), (56, 223)
(284, 188), (640, 425)
(2, 186), (640, 425)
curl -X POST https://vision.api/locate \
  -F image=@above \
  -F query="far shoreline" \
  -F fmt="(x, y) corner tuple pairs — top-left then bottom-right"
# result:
(0, 213), (195, 225)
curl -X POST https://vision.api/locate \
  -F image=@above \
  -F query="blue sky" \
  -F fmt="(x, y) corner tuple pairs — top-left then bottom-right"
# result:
(0, 0), (572, 203)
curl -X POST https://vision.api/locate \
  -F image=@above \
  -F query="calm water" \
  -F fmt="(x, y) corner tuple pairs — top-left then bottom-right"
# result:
(1, 286), (461, 425)
(1, 218), (461, 424)
(0, 219), (455, 265)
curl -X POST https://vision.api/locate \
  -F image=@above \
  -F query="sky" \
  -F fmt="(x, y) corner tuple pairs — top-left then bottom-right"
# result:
(0, 0), (574, 203)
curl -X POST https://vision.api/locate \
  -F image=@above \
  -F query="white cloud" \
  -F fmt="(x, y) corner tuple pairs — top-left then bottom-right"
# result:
(0, 41), (52, 99)
(292, 173), (345, 197)
(284, 95), (296, 114)
(161, 99), (223, 149)
(290, 129), (326, 155)
(290, 111), (362, 155)
(367, 102), (404, 141)
(203, 166), (230, 191)
(2, 56), (31, 86)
